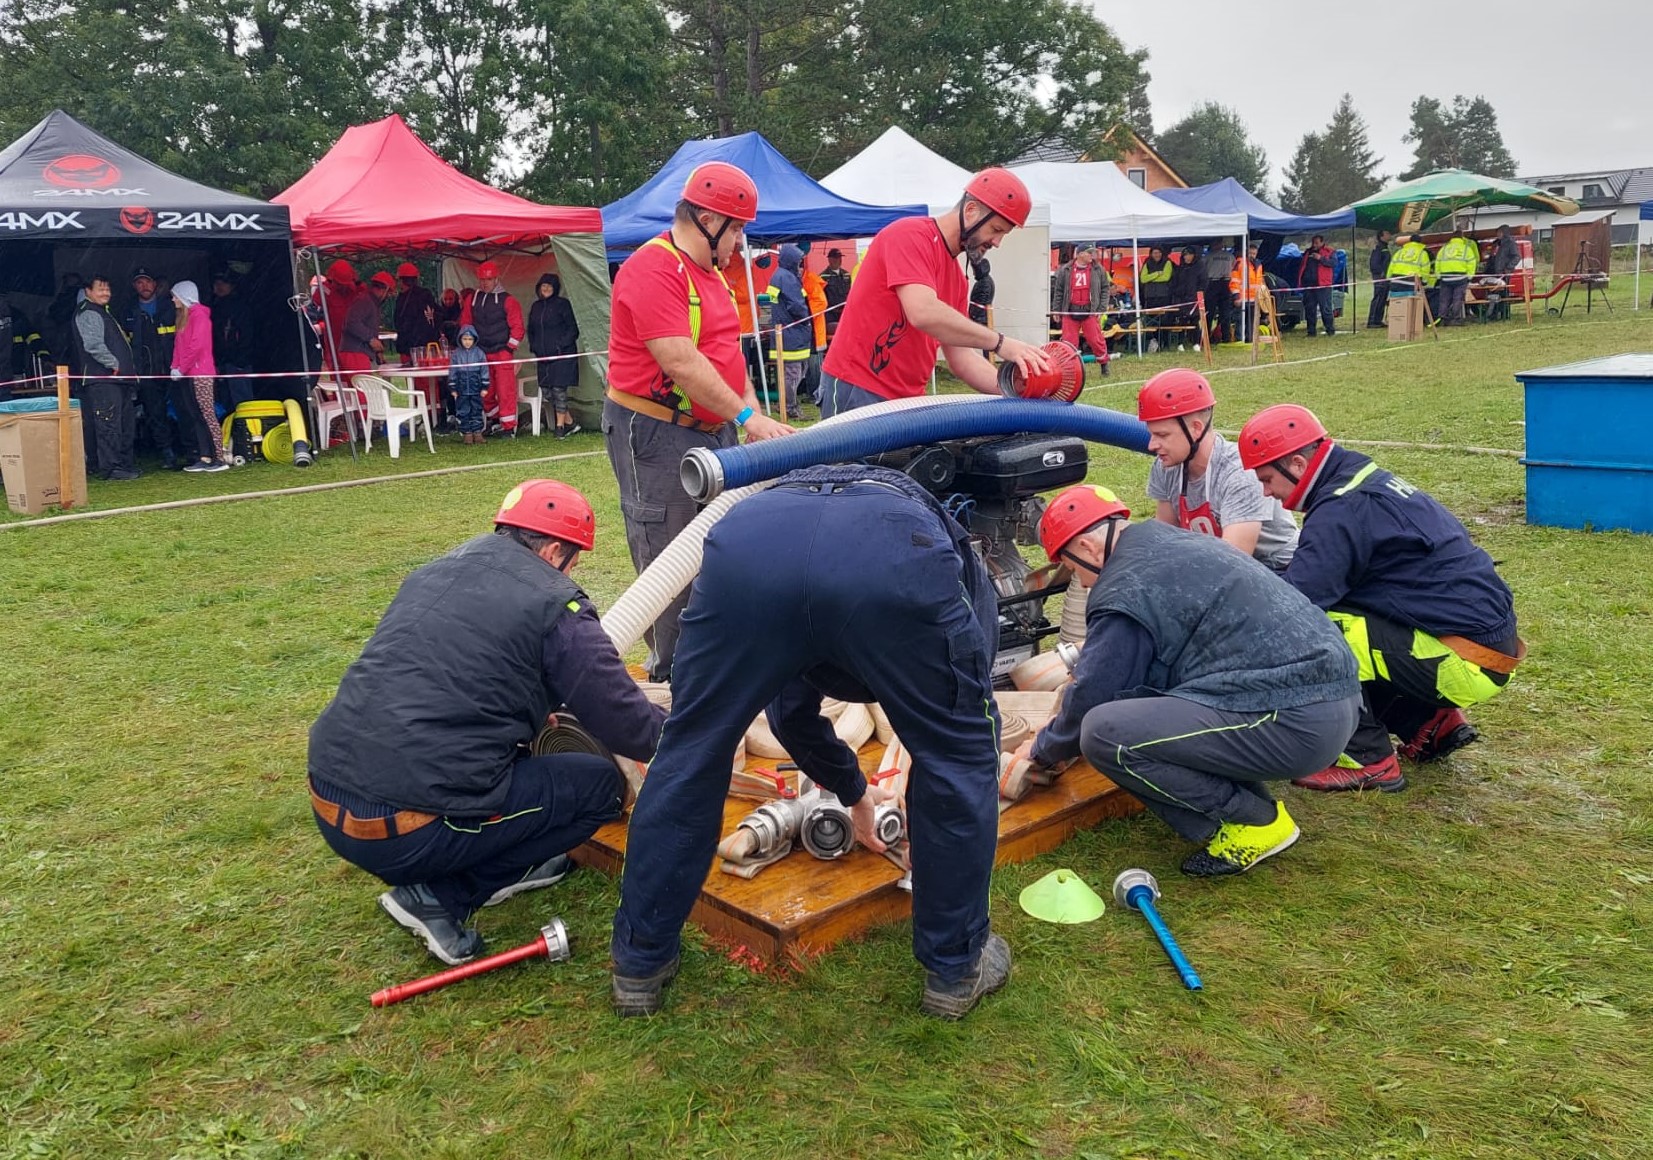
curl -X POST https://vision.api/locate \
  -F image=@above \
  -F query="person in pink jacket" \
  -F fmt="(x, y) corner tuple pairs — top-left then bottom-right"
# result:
(170, 281), (228, 472)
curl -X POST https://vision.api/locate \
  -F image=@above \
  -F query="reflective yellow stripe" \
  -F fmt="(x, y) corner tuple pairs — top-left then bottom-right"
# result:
(1332, 462), (1379, 498)
(1328, 611), (1378, 682)
(642, 236), (703, 345)
(1409, 630), (1505, 707)
(566, 600), (581, 612)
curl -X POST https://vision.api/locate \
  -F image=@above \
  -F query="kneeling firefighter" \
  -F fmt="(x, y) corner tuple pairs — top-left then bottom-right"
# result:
(1014, 485), (1363, 876)
(307, 480), (665, 964)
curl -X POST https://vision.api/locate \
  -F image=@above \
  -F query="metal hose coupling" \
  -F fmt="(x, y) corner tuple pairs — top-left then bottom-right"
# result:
(799, 792), (856, 860)
(680, 447), (725, 507)
(737, 795), (811, 861)
(872, 801), (907, 847)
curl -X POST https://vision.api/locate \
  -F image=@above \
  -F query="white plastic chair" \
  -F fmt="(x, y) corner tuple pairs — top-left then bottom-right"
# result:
(516, 374), (543, 436)
(311, 378), (366, 450)
(356, 374), (435, 458)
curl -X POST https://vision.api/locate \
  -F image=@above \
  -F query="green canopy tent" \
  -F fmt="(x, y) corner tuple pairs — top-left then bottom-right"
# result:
(1350, 168), (1580, 234)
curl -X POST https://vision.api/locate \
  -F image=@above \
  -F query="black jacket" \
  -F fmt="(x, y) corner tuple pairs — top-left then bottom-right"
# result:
(124, 297), (176, 377)
(394, 284), (440, 354)
(309, 533), (644, 815)
(528, 289), (580, 388)
(1369, 241), (1391, 280)
(1285, 445), (1518, 648)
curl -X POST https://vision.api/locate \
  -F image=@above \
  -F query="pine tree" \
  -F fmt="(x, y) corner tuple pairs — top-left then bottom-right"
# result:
(1452, 96), (1518, 178)
(1403, 94), (1519, 180)
(1280, 94), (1383, 214)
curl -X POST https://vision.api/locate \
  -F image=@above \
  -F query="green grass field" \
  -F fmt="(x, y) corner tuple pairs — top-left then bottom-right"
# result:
(4, 311), (1652, 1159)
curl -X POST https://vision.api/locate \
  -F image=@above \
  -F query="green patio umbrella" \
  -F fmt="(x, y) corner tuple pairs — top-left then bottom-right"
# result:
(1350, 169), (1580, 233)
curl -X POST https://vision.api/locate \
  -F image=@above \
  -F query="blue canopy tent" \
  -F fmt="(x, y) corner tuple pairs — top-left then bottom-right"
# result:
(602, 132), (925, 404)
(1155, 177), (1363, 328)
(601, 132), (925, 251)
(1153, 178), (1354, 235)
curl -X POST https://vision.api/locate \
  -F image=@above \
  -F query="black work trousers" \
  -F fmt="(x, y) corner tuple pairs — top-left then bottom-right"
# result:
(613, 482), (1002, 984)
(312, 753), (624, 921)
(85, 378), (135, 475)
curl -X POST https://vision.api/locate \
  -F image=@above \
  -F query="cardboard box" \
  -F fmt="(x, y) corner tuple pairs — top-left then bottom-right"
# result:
(0, 407), (88, 514)
(1388, 294), (1425, 342)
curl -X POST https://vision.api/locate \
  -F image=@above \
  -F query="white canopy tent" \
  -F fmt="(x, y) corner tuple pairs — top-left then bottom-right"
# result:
(1013, 161), (1251, 354)
(821, 126), (1053, 349)
(1010, 161), (1247, 243)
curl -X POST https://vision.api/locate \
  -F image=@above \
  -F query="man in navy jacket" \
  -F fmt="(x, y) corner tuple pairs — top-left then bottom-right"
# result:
(1238, 404), (1523, 791)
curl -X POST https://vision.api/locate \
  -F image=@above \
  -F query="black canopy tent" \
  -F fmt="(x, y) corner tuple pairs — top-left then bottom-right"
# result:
(0, 109), (304, 393)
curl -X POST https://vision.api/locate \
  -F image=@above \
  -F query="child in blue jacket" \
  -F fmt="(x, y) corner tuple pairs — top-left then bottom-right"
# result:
(448, 325), (489, 443)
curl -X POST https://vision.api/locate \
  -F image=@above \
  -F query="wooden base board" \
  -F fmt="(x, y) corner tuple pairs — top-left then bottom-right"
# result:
(575, 726), (1141, 966)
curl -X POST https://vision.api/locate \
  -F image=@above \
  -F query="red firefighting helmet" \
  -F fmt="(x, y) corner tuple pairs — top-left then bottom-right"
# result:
(1237, 404), (1330, 470)
(1039, 485), (1131, 562)
(495, 479), (596, 551)
(964, 168), (1032, 229)
(1137, 368), (1216, 422)
(681, 162), (760, 223)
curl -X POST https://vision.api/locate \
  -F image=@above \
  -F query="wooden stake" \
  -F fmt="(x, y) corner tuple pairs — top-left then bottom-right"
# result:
(55, 365), (74, 511)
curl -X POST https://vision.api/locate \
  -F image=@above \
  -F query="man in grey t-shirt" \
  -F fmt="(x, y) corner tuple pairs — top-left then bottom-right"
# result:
(1137, 369), (1298, 569)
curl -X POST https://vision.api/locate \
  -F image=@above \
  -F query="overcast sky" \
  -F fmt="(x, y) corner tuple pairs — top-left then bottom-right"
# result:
(1096, 1), (1653, 188)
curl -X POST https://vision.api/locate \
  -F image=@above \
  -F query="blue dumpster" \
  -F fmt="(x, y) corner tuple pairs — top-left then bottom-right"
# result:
(1516, 354), (1653, 534)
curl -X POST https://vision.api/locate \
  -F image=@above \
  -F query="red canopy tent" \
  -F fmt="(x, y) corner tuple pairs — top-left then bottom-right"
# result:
(274, 114), (600, 251)
(274, 116), (611, 427)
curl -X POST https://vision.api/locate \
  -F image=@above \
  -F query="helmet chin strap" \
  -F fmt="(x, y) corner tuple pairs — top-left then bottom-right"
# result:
(691, 210), (733, 262)
(1058, 517), (1124, 576)
(956, 197), (998, 256)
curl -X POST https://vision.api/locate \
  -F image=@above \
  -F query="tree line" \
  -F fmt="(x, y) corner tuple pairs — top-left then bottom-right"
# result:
(1155, 92), (1520, 214)
(0, 2), (1516, 216)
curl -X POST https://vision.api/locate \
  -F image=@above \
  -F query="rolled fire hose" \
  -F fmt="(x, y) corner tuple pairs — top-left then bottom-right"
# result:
(600, 394), (1041, 656)
(680, 397), (1152, 504)
(997, 710), (1032, 753)
(870, 702), (894, 745)
(1008, 642), (1080, 693)
(1059, 575), (1088, 646)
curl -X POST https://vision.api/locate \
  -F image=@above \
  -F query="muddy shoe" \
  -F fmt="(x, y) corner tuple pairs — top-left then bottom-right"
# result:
(612, 956), (680, 1017)
(1293, 753), (1406, 793)
(378, 884), (484, 965)
(1181, 802), (1301, 877)
(482, 854), (574, 908)
(919, 933), (1010, 1020)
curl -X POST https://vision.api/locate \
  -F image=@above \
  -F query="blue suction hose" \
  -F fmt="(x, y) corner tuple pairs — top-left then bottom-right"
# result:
(680, 398), (1152, 502)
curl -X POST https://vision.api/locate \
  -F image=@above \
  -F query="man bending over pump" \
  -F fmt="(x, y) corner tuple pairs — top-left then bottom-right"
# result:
(307, 480), (664, 964)
(1013, 485), (1361, 876)
(1238, 405), (1523, 792)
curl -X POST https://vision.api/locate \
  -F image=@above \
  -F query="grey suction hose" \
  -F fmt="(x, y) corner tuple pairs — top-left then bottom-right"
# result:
(600, 395), (992, 655)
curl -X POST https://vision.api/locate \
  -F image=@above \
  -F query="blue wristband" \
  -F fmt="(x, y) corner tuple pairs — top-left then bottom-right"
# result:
(735, 406), (754, 427)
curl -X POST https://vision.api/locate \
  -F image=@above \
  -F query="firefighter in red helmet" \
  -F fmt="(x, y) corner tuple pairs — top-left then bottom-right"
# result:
(307, 479), (664, 966)
(1137, 369), (1299, 569)
(603, 160), (793, 682)
(1011, 483), (1362, 877)
(1237, 403), (1523, 792)
(819, 167), (1051, 416)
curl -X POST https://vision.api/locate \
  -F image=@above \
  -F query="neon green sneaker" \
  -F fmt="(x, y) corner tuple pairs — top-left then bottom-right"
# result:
(1181, 802), (1300, 877)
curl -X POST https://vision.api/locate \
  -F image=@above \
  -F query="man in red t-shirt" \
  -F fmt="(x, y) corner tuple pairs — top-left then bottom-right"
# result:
(1050, 245), (1111, 372)
(820, 168), (1049, 416)
(603, 161), (792, 680)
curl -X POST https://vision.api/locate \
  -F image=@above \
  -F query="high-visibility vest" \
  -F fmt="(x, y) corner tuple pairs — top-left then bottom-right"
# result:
(1139, 261), (1173, 287)
(1435, 237), (1479, 278)
(1388, 242), (1435, 286)
(802, 268), (827, 349)
(1229, 259), (1263, 302)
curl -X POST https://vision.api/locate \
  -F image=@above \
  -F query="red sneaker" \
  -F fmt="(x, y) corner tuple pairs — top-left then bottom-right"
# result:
(1292, 754), (1407, 793)
(1399, 708), (1479, 763)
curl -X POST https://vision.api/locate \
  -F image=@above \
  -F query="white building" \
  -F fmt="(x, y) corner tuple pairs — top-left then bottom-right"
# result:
(1475, 166), (1653, 244)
